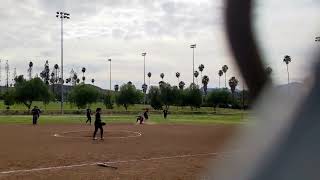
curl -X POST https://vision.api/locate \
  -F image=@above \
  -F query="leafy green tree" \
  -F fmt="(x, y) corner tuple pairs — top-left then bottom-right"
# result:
(115, 83), (143, 110)
(3, 89), (15, 109)
(184, 83), (202, 109)
(103, 92), (114, 109)
(148, 86), (163, 110)
(68, 84), (100, 109)
(207, 90), (231, 112)
(159, 82), (177, 110)
(40, 60), (50, 85)
(14, 76), (51, 110)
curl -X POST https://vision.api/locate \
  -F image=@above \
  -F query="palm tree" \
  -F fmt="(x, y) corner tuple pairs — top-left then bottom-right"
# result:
(160, 73), (164, 81)
(218, 70), (224, 88)
(81, 67), (86, 83)
(229, 76), (239, 99)
(179, 81), (185, 90)
(147, 72), (152, 86)
(283, 55), (291, 85)
(114, 84), (119, 92)
(91, 78), (95, 84)
(198, 64), (205, 80)
(222, 65), (229, 88)
(142, 83), (148, 93)
(175, 72), (180, 84)
(54, 64), (59, 83)
(28, 61), (33, 80)
(265, 66), (273, 76)
(202, 75), (210, 96)
(194, 71), (199, 85)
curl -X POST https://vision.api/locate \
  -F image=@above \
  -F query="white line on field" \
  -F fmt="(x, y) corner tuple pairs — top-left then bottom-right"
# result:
(0, 152), (221, 175)
(53, 130), (142, 139)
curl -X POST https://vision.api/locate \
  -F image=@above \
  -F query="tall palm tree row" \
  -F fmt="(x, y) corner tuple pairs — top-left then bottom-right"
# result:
(28, 61), (33, 80)
(202, 75), (210, 96)
(160, 73), (164, 80)
(194, 71), (199, 85)
(283, 55), (291, 85)
(81, 67), (86, 83)
(229, 76), (239, 99)
(175, 72), (180, 84)
(147, 72), (152, 86)
(222, 65), (228, 88)
(178, 81), (185, 90)
(198, 64), (204, 80)
(218, 70), (223, 88)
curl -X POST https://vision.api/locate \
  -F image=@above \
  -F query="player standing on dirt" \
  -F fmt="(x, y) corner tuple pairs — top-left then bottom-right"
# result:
(31, 106), (41, 125)
(143, 108), (149, 122)
(93, 108), (105, 140)
(86, 108), (92, 125)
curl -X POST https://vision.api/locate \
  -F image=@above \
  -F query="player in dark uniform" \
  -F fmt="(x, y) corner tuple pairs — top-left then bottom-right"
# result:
(86, 108), (92, 125)
(143, 109), (149, 122)
(93, 108), (105, 140)
(163, 109), (168, 119)
(31, 106), (41, 125)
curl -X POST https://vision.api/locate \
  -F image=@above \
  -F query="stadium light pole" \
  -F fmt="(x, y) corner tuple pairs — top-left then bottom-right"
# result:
(108, 59), (112, 91)
(142, 52), (147, 105)
(190, 44), (196, 84)
(142, 53), (147, 85)
(56, 11), (70, 115)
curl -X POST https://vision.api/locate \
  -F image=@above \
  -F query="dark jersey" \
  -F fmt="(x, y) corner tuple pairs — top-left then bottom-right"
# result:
(95, 112), (102, 124)
(86, 109), (91, 117)
(143, 111), (149, 119)
(31, 108), (40, 116)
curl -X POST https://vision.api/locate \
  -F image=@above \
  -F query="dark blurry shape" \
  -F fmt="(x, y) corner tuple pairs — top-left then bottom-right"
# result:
(225, 0), (268, 101)
(315, 36), (320, 42)
(283, 55), (292, 85)
(208, 0), (320, 179)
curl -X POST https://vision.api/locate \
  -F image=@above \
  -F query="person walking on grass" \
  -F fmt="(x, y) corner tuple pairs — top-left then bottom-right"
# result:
(93, 108), (106, 140)
(163, 108), (168, 119)
(31, 106), (41, 125)
(86, 108), (92, 125)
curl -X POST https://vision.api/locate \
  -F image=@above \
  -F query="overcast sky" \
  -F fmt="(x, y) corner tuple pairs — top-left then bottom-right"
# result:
(0, 0), (319, 89)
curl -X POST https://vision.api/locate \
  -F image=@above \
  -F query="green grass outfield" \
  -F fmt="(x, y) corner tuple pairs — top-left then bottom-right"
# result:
(0, 113), (247, 125)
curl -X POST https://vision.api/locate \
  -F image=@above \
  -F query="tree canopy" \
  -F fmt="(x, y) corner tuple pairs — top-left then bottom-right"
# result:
(68, 84), (100, 109)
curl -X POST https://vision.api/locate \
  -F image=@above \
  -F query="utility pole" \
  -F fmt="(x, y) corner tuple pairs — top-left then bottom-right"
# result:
(56, 11), (70, 115)
(108, 59), (112, 91)
(142, 53), (147, 105)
